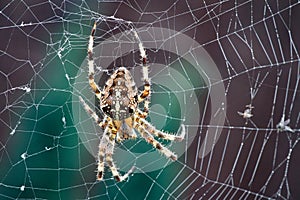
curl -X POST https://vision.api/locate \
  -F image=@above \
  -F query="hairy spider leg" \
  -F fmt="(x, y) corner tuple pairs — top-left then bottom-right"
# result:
(134, 120), (178, 161)
(78, 96), (108, 179)
(79, 96), (107, 128)
(133, 30), (150, 118)
(88, 22), (102, 100)
(136, 110), (186, 141)
(97, 127), (110, 180)
(105, 138), (136, 182)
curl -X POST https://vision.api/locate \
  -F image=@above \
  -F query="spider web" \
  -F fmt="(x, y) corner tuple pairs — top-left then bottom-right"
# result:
(0, 0), (300, 199)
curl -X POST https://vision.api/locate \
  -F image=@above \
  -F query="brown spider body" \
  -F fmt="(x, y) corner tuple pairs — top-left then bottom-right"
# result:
(101, 67), (138, 121)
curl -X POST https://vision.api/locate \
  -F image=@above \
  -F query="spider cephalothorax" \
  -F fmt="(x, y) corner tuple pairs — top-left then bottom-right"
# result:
(79, 22), (185, 182)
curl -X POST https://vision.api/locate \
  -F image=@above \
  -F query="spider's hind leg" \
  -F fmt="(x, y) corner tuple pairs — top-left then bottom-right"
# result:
(96, 129), (110, 180)
(105, 138), (135, 182)
(133, 112), (186, 161)
(120, 119), (137, 140)
(135, 123), (178, 161)
(136, 109), (186, 141)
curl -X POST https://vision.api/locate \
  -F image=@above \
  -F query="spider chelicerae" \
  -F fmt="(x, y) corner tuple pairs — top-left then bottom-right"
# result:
(79, 22), (186, 182)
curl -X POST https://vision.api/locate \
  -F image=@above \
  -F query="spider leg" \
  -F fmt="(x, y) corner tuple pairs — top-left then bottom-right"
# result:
(133, 30), (150, 118)
(87, 22), (102, 100)
(105, 136), (135, 182)
(134, 121), (178, 161)
(136, 109), (186, 141)
(79, 96), (119, 141)
(96, 127), (110, 180)
(107, 120), (118, 142)
(79, 96), (107, 129)
(120, 120), (137, 140)
(79, 96), (109, 180)
(138, 97), (149, 119)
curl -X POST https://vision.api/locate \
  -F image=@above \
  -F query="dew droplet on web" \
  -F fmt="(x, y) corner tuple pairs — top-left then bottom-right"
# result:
(20, 185), (25, 191)
(21, 152), (28, 160)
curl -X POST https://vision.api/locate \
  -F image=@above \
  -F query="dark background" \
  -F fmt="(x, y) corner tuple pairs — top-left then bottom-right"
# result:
(0, 0), (299, 199)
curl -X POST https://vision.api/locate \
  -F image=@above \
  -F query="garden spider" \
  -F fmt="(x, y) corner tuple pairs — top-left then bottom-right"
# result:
(79, 22), (186, 182)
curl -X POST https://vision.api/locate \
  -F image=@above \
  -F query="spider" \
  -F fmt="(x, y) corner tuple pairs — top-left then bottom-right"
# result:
(79, 22), (186, 182)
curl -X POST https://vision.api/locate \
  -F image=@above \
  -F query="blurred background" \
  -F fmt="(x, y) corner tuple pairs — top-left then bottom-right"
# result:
(0, 0), (299, 199)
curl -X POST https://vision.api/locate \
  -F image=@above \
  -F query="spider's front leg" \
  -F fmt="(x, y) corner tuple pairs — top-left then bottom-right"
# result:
(133, 30), (151, 118)
(87, 22), (102, 100)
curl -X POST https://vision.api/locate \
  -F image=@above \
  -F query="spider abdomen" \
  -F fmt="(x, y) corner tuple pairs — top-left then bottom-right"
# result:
(101, 67), (138, 120)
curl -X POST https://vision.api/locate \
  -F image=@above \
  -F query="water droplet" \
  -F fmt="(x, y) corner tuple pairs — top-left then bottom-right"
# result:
(21, 152), (27, 160)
